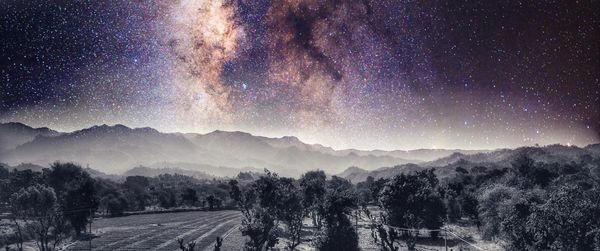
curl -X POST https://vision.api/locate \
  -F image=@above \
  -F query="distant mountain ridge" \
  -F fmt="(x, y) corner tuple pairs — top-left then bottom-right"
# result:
(1, 122), (597, 179)
(339, 144), (600, 183)
(0, 122), (61, 152)
(0, 122), (451, 176)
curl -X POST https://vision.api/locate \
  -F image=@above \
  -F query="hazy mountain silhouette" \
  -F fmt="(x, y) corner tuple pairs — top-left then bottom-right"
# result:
(0, 123), (437, 176)
(0, 122), (60, 152)
(2, 123), (598, 179)
(339, 144), (600, 183)
(145, 162), (263, 178)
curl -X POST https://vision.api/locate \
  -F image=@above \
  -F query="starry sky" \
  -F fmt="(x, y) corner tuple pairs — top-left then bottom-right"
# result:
(1, 0), (598, 150)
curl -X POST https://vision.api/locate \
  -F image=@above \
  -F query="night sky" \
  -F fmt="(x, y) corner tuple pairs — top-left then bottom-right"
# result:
(1, 0), (598, 150)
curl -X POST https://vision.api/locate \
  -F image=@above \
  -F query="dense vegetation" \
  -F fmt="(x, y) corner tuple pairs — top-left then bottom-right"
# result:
(228, 170), (361, 251)
(1, 149), (599, 250)
(226, 153), (600, 250)
(0, 162), (239, 250)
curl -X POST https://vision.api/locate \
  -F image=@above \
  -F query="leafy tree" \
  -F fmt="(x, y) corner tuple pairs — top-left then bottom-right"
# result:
(0, 165), (8, 179)
(356, 176), (375, 205)
(461, 192), (479, 221)
(158, 189), (177, 209)
(236, 172), (254, 181)
(275, 178), (304, 250)
(526, 185), (600, 250)
(299, 170), (326, 229)
(477, 184), (516, 240)
(240, 207), (279, 251)
(45, 162), (98, 236)
(206, 194), (218, 210)
(182, 188), (198, 206)
(380, 170), (445, 231)
(229, 179), (255, 214)
(100, 193), (128, 216)
(230, 177), (278, 251)
(512, 155), (558, 188)
(124, 176), (150, 210)
(9, 185), (67, 251)
(499, 193), (539, 250)
(315, 176), (360, 251)
(3, 169), (44, 203)
(365, 211), (400, 251)
(95, 178), (129, 216)
(369, 177), (389, 203)
(375, 170), (446, 250)
(230, 171), (308, 250)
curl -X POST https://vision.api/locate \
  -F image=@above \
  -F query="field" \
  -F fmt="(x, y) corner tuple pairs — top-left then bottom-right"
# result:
(63, 210), (500, 251)
(65, 210), (242, 251)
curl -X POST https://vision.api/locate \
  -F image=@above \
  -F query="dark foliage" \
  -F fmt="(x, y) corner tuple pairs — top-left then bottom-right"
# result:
(380, 169), (446, 232)
(315, 176), (360, 251)
(45, 162), (98, 236)
(299, 170), (327, 229)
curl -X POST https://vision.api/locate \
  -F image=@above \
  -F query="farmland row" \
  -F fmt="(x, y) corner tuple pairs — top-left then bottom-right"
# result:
(66, 210), (242, 251)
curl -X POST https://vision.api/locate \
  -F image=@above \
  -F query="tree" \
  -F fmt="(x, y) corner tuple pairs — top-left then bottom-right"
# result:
(206, 194), (217, 210)
(100, 193), (128, 216)
(3, 169), (44, 203)
(477, 184), (516, 240)
(276, 178), (304, 250)
(356, 176), (375, 205)
(230, 177), (278, 251)
(230, 171), (308, 250)
(9, 185), (66, 251)
(499, 194), (538, 250)
(123, 176), (150, 210)
(158, 189), (177, 209)
(236, 172), (254, 181)
(375, 170), (446, 250)
(0, 165), (8, 179)
(45, 162), (98, 236)
(512, 154), (557, 188)
(182, 188), (198, 206)
(315, 176), (360, 251)
(526, 185), (600, 250)
(299, 170), (326, 229)
(240, 207), (279, 251)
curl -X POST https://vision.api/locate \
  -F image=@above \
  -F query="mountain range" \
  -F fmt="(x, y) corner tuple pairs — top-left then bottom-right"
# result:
(2, 122), (597, 179)
(339, 143), (600, 183)
(0, 122), (488, 177)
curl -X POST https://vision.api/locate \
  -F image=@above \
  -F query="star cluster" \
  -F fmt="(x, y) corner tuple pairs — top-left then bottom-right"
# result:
(1, 0), (598, 150)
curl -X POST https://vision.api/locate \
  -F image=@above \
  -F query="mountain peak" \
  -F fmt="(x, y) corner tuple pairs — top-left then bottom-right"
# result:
(1, 121), (30, 128)
(280, 135), (301, 142)
(207, 130), (252, 137)
(73, 124), (160, 136)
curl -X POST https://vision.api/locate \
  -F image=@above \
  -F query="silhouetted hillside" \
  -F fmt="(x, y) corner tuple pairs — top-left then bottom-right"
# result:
(340, 144), (600, 183)
(0, 122), (60, 152)
(0, 123), (417, 176)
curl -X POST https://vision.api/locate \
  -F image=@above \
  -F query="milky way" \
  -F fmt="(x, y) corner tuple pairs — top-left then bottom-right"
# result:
(1, 0), (598, 150)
